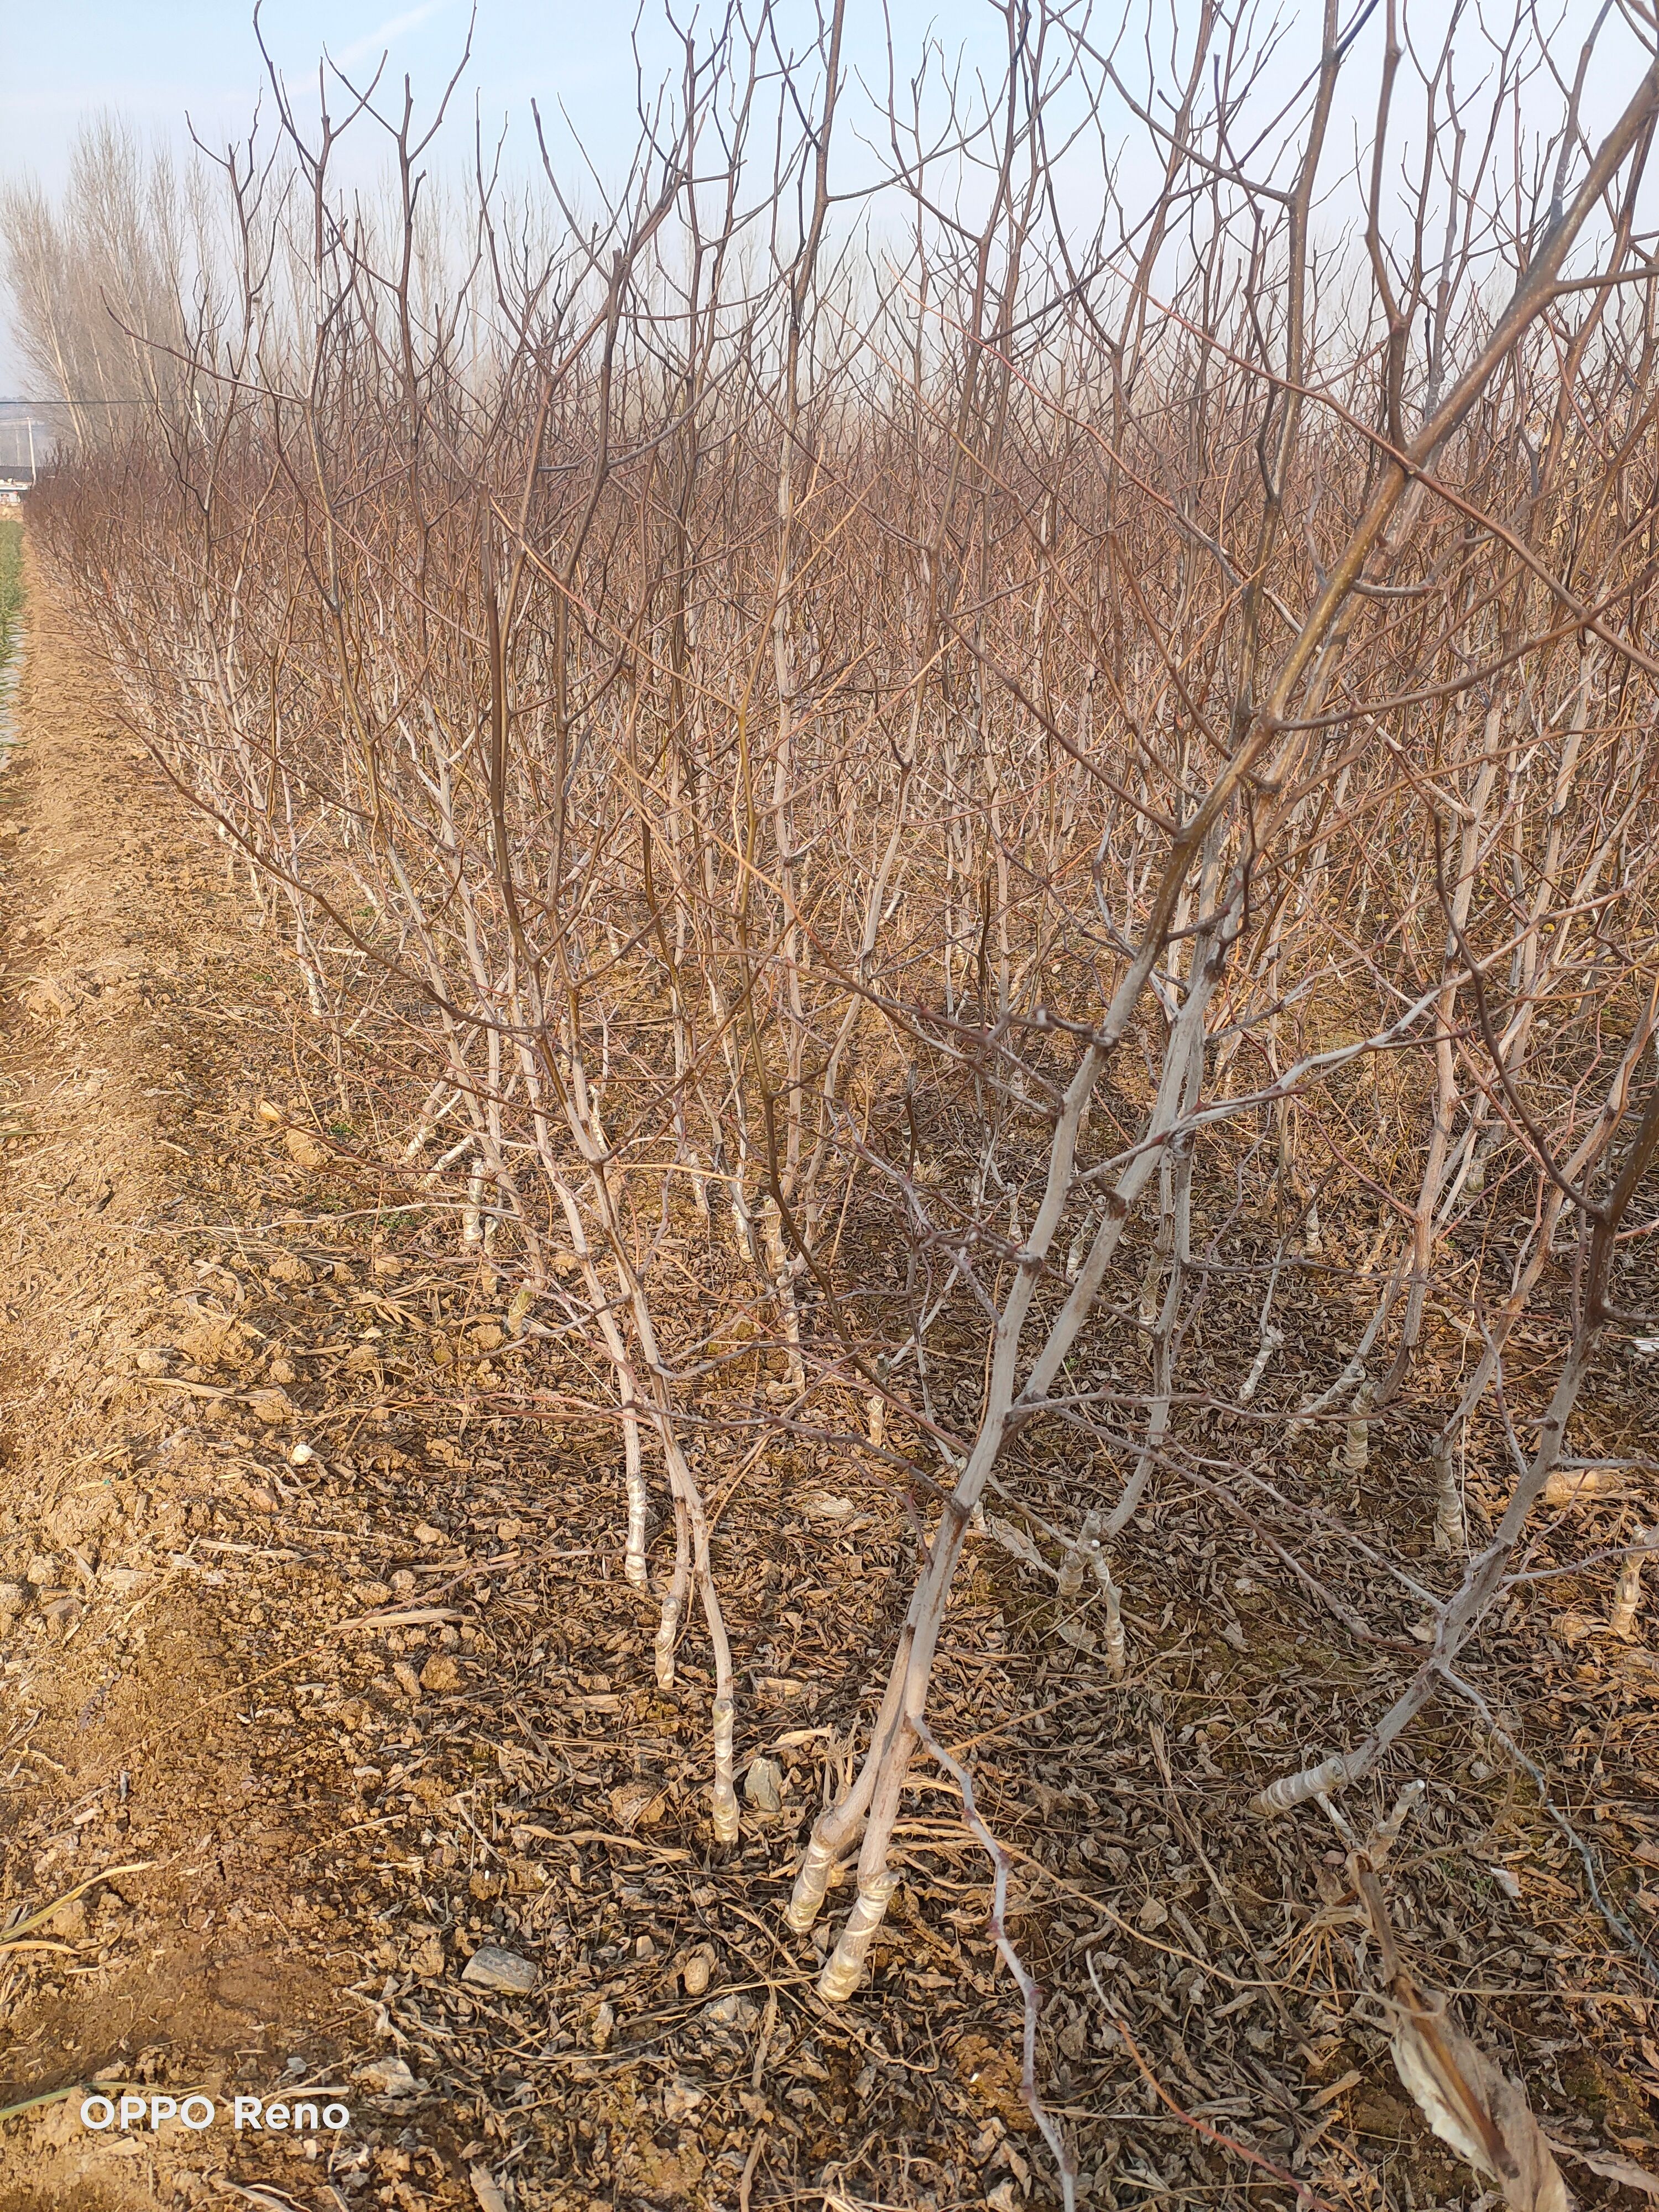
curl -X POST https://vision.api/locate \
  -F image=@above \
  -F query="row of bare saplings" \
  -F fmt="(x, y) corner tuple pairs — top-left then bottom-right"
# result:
(20, 15), (1659, 2159)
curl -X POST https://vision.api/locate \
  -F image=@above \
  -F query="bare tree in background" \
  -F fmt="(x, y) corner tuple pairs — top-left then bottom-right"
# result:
(2, 116), (197, 449)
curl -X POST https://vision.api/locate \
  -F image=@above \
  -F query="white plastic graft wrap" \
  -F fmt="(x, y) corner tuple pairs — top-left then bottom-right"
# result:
(1342, 1380), (1373, 1477)
(816, 1871), (896, 2004)
(710, 1694), (739, 1843)
(653, 1589), (682, 1689)
(1056, 1509), (1103, 1599)
(786, 1814), (844, 1933)
(1253, 1752), (1351, 1816)
(624, 1435), (650, 1592)
(1432, 1433), (1467, 1554)
(1611, 1528), (1656, 1640)
(1097, 1557), (1128, 1679)
(1240, 1323), (1285, 1405)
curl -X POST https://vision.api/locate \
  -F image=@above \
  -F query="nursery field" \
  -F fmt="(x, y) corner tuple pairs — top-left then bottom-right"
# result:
(0, 543), (1654, 2209)
(6, 4), (1659, 2209)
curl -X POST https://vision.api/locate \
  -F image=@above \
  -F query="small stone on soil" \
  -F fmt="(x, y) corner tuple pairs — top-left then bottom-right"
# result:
(461, 1943), (539, 1995)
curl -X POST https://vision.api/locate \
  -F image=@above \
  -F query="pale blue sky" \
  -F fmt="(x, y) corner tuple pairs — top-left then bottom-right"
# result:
(0, 0), (1024, 387)
(1, 1), (1651, 394)
(0, 1), (1019, 189)
(1, 0), (688, 158)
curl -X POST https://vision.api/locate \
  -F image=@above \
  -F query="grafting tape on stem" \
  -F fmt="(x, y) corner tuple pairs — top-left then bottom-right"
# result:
(1611, 1527), (1656, 1639)
(653, 1591), (680, 1689)
(816, 1871), (895, 2005)
(1252, 1751), (1352, 1815)
(710, 1694), (739, 1844)
(786, 1814), (842, 1932)
(624, 1473), (649, 1590)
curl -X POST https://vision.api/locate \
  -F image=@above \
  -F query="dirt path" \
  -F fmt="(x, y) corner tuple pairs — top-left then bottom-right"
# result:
(0, 564), (350, 2205)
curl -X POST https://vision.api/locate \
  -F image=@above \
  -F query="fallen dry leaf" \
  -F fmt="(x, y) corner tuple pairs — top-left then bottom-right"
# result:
(1549, 2137), (1659, 2198)
(1389, 1980), (1568, 2212)
(469, 2168), (509, 2212)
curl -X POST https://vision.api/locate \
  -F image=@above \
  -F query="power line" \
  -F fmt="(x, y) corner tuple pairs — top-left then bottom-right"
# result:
(0, 396), (151, 406)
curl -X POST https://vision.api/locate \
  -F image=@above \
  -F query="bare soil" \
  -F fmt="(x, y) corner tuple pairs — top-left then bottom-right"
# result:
(1, 564), (1657, 2212)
